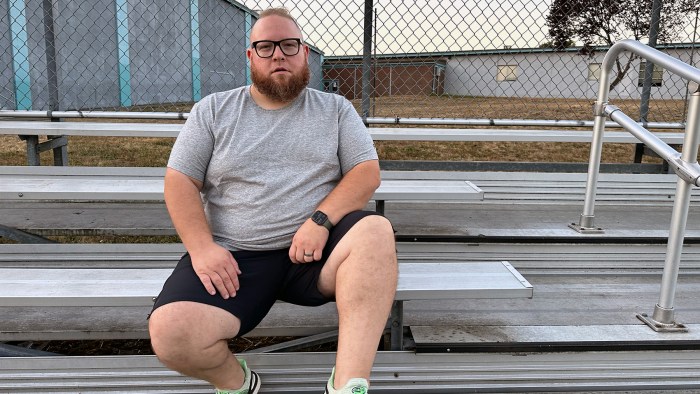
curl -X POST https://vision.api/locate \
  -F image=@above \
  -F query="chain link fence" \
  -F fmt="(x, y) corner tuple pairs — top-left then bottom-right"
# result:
(1, 0), (699, 122)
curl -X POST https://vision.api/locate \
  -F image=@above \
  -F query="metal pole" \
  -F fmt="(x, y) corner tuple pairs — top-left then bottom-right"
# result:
(637, 82), (700, 332)
(42, 0), (59, 112)
(361, 0), (373, 123)
(636, 0), (663, 163)
(43, 0), (67, 166)
(639, 0), (662, 123)
(372, 7), (377, 117)
(569, 53), (613, 233)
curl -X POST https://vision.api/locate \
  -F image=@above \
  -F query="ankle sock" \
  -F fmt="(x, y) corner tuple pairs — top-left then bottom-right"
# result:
(214, 359), (254, 394)
(325, 367), (369, 394)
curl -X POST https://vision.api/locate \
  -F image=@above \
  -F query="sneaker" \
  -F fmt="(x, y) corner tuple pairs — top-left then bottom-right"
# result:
(324, 367), (369, 394)
(214, 359), (261, 394)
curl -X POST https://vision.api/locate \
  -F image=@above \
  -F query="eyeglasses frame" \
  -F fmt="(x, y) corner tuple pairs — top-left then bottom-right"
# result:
(251, 38), (303, 58)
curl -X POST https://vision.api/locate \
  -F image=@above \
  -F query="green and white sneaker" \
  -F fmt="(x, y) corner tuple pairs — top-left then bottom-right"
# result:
(324, 367), (369, 394)
(214, 359), (261, 394)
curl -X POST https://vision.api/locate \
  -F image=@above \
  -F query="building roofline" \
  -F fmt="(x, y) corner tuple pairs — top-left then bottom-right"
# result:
(324, 42), (700, 61)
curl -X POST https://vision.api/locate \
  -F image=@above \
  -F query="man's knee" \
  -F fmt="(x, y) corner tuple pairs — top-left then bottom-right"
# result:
(149, 305), (196, 370)
(148, 302), (239, 371)
(357, 214), (395, 247)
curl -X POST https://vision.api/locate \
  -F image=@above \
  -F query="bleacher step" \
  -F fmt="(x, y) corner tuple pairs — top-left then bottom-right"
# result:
(411, 324), (700, 352)
(3, 350), (700, 392)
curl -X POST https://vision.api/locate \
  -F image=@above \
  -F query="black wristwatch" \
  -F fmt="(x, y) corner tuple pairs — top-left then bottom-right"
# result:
(311, 210), (333, 231)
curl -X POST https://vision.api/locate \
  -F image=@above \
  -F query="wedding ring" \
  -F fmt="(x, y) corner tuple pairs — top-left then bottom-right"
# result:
(304, 252), (313, 257)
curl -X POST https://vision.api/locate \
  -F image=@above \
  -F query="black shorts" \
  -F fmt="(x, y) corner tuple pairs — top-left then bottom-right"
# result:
(151, 210), (384, 336)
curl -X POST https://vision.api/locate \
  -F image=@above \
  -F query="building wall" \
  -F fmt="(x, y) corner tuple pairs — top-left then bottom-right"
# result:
(444, 48), (700, 100)
(1, 0), (323, 110)
(323, 62), (441, 100)
(199, 0), (250, 98)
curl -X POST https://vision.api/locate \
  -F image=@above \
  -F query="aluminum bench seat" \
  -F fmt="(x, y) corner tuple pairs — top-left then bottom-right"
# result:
(2, 167), (698, 240)
(382, 170), (700, 206)
(0, 261), (531, 308)
(0, 166), (482, 203)
(0, 243), (531, 345)
(2, 350), (700, 393)
(3, 242), (700, 341)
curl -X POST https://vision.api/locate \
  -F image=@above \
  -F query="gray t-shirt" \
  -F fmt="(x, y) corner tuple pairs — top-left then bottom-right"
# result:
(168, 86), (378, 251)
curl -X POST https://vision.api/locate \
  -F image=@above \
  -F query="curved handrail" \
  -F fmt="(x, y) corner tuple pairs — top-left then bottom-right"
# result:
(579, 40), (700, 228)
(574, 39), (700, 332)
(596, 39), (700, 104)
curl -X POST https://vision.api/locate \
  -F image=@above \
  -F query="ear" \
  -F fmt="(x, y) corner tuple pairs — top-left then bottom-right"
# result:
(246, 47), (253, 61)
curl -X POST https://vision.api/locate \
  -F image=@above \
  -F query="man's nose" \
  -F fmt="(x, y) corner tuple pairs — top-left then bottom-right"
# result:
(271, 44), (285, 59)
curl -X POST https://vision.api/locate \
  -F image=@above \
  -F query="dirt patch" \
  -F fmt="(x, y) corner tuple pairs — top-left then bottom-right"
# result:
(8, 337), (338, 356)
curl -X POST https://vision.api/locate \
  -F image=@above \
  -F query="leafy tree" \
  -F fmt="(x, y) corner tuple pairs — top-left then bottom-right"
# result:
(539, 39), (575, 49)
(546, 0), (699, 90)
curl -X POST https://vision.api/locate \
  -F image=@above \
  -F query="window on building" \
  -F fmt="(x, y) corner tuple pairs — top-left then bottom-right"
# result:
(638, 62), (663, 87)
(496, 65), (518, 82)
(587, 63), (601, 81)
(322, 79), (339, 93)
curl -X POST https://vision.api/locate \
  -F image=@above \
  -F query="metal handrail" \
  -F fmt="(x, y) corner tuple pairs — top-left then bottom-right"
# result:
(0, 109), (687, 130)
(570, 39), (700, 332)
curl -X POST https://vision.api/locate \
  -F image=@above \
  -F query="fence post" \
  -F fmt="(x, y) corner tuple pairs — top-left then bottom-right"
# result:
(636, 0), (662, 163)
(361, 0), (373, 123)
(42, 0), (67, 166)
(42, 0), (59, 111)
(637, 81), (700, 332)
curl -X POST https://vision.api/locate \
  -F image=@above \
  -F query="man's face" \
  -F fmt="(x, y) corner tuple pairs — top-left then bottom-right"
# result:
(248, 15), (310, 102)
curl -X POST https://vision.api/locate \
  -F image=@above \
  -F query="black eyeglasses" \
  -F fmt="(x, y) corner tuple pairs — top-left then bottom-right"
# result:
(251, 38), (302, 58)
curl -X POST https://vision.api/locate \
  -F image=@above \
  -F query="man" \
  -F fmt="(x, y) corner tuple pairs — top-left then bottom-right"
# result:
(148, 7), (398, 394)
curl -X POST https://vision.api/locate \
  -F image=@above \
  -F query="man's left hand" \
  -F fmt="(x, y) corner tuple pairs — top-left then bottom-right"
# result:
(289, 219), (329, 263)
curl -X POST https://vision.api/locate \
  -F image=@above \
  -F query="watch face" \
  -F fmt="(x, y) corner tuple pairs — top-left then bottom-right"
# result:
(312, 210), (328, 225)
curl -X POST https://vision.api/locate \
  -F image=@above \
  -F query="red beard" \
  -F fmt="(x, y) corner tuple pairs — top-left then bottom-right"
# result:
(251, 62), (310, 102)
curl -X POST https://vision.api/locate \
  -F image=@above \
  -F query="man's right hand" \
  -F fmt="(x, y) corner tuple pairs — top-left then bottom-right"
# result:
(190, 243), (242, 299)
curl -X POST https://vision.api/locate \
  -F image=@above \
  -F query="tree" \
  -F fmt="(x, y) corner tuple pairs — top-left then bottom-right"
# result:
(539, 39), (575, 49)
(546, 0), (699, 90)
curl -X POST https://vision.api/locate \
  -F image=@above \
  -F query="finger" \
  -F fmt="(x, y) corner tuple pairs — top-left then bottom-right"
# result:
(289, 244), (300, 263)
(230, 255), (242, 275)
(303, 252), (314, 262)
(295, 246), (309, 264)
(219, 269), (238, 298)
(223, 263), (240, 293)
(314, 249), (322, 261)
(210, 273), (230, 299)
(197, 273), (216, 296)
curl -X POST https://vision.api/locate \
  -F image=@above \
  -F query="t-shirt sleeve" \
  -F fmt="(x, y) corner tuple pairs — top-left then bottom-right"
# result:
(337, 98), (379, 174)
(167, 97), (215, 182)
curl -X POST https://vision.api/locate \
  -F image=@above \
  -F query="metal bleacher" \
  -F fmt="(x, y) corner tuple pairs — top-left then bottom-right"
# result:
(2, 39), (700, 392)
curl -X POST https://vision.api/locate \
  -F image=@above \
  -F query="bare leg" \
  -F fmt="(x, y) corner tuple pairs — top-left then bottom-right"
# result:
(149, 301), (245, 390)
(318, 215), (398, 388)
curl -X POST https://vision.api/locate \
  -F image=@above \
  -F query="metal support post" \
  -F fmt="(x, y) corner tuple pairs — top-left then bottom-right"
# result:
(569, 103), (607, 233)
(390, 300), (403, 350)
(19, 135), (40, 165)
(47, 136), (68, 166)
(637, 81), (700, 332)
(375, 200), (384, 215)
